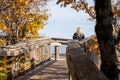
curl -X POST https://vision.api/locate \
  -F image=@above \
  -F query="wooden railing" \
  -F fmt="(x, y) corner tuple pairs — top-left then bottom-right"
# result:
(67, 35), (100, 65)
(52, 37), (72, 45)
(66, 35), (108, 80)
(0, 35), (109, 80)
(0, 37), (68, 80)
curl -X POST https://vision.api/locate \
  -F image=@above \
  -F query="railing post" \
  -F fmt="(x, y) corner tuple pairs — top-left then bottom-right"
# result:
(25, 53), (27, 73)
(19, 53), (25, 76)
(6, 56), (13, 80)
(25, 52), (31, 71)
(48, 44), (51, 60)
(35, 47), (40, 65)
(39, 46), (42, 63)
(55, 46), (59, 60)
(38, 47), (41, 64)
(51, 42), (61, 60)
(30, 49), (35, 69)
(11, 56), (14, 80)
(12, 56), (19, 78)
(41, 45), (45, 63)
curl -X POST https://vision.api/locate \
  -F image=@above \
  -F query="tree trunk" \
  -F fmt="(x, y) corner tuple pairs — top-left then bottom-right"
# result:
(95, 0), (119, 80)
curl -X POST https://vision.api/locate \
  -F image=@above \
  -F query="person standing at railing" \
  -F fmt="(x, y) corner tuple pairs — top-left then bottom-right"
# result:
(73, 27), (97, 64)
(73, 27), (85, 41)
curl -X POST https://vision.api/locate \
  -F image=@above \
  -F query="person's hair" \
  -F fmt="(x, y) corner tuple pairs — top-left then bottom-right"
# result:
(76, 27), (82, 35)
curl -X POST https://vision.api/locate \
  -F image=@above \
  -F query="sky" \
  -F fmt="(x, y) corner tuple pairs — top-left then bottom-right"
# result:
(38, 0), (96, 39)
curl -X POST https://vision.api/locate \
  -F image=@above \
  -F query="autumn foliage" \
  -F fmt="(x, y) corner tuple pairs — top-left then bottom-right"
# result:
(0, 0), (49, 45)
(57, 0), (120, 19)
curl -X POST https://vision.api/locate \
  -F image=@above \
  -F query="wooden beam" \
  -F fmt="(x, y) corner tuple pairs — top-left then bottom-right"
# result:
(67, 42), (108, 80)
(55, 46), (59, 60)
(48, 44), (51, 60)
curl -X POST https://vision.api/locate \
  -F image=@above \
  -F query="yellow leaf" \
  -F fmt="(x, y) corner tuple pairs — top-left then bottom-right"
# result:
(0, 23), (7, 31)
(19, 0), (24, 3)
(6, 28), (11, 33)
(12, 4), (16, 9)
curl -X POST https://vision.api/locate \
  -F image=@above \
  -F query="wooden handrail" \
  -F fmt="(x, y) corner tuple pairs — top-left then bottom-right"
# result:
(0, 37), (52, 56)
(52, 37), (72, 41)
(52, 37), (72, 45)
(67, 41), (108, 80)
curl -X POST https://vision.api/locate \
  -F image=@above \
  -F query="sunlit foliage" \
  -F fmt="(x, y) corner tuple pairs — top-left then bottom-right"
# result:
(0, 0), (49, 45)
(0, 56), (7, 80)
(57, 0), (120, 19)
(87, 36), (100, 55)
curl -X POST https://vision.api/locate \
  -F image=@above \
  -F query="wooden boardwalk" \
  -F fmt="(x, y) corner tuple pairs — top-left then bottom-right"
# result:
(15, 55), (68, 80)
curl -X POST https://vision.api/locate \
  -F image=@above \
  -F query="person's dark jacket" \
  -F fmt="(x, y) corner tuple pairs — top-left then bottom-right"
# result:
(73, 33), (85, 41)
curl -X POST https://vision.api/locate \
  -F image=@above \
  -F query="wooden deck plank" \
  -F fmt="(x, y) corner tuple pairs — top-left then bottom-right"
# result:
(15, 55), (68, 80)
